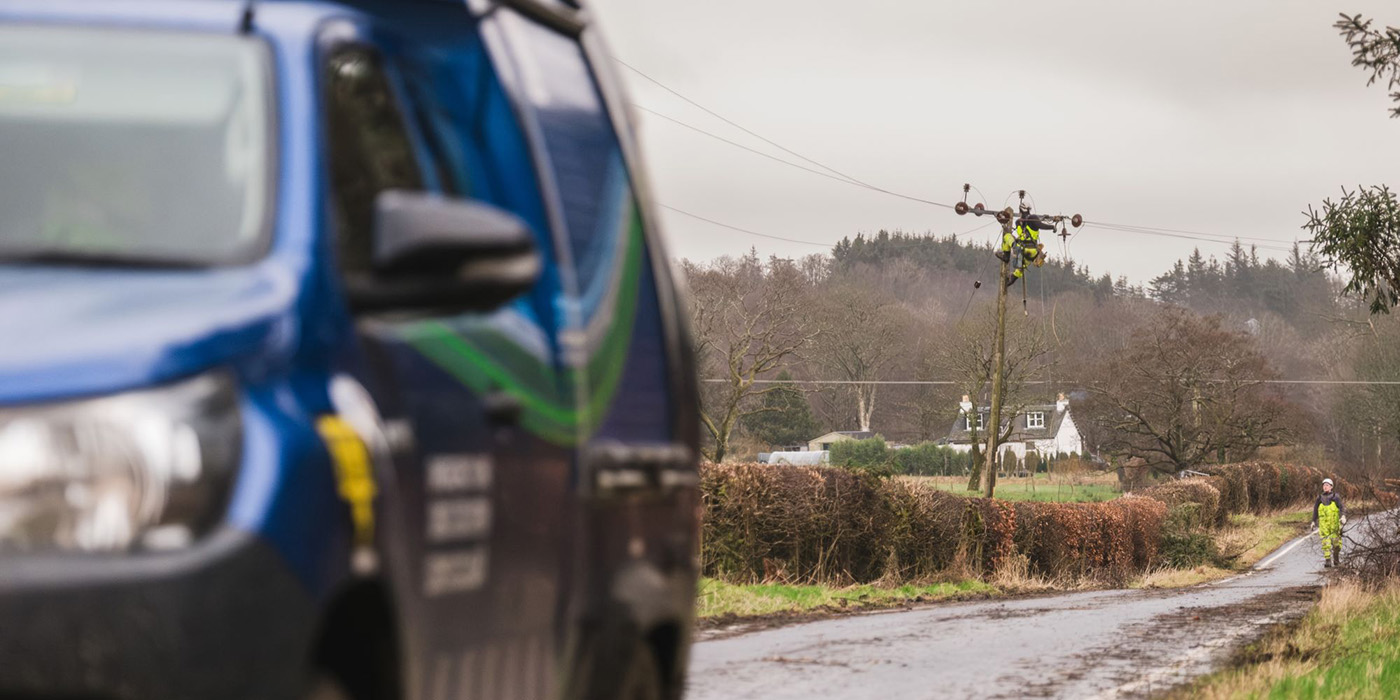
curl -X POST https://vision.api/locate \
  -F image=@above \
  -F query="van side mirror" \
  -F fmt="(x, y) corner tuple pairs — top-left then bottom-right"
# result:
(346, 190), (542, 313)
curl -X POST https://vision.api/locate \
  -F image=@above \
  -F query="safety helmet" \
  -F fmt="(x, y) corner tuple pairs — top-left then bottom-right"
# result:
(1323, 478), (1334, 486)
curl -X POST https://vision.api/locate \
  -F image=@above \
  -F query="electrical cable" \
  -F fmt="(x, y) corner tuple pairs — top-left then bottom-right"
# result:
(665, 205), (995, 250)
(643, 102), (1301, 254)
(639, 103), (955, 210)
(616, 57), (878, 187)
(617, 59), (1309, 256)
(663, 206), (832, 248)
(1082, 223), (1294, 253)
(1087, 219), (1295, 245)
(636, 106), (867, 188)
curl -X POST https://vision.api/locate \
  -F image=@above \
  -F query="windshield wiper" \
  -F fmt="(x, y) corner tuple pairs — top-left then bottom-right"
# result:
(0, 248), (209, 269)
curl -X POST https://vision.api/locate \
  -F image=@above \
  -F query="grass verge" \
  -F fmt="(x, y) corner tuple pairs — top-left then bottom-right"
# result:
(1134, 510), (1313, 589)
(696, 577), (998, 621)
(909, 475), (1122, 503)
(1175, 579), (1400, 699)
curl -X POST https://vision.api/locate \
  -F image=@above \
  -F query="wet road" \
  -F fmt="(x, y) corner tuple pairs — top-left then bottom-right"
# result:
(688, 530), (1331, 699)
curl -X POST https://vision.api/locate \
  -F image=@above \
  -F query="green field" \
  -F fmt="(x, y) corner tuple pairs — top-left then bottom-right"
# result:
(696, 577), (997, 619)
(910, 475), (1122, 502)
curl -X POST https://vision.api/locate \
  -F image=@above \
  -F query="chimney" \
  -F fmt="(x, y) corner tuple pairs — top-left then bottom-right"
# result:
(1056, 392), (1069, 412)
(960, 394), (973, 413)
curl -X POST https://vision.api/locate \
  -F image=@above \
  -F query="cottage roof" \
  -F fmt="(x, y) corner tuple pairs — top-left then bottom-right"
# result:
(810, 430), (876, 442)
(946, 404), (1069, 445)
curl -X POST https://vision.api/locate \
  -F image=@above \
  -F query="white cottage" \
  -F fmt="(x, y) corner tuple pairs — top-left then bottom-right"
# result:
(945, 393), (1084, 463)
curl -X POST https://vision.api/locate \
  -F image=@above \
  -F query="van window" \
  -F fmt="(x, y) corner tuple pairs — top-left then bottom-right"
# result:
(389, 27), (566, 332)
(323, 46), (424, 276)
(494, 11), (634, 299)
(0, 27), (272, 265)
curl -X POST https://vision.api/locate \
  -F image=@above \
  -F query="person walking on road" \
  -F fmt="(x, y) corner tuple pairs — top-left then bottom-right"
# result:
(1312, 478), (1347, 568)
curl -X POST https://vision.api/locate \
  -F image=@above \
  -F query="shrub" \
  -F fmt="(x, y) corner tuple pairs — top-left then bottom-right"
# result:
(889, 442), (970, 476)
(1159, 504), (1218, 567)
(1011, 498), (1165, 583)
(1137, 479), (1222, 528)
(700, 462), (893, 583)
(881, 479), (965, 576)
(1201, 462), (1325, 515)
(1000, 451), (1021, 475)
(829, 436), (890, 474)
(1117, 460), (1153, 492)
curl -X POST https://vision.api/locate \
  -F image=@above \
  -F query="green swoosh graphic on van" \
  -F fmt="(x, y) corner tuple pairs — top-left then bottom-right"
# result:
(394, 209), (644, 446)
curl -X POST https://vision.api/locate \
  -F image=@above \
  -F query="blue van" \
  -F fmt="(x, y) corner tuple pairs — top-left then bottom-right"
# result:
(0, 1), (701, 699)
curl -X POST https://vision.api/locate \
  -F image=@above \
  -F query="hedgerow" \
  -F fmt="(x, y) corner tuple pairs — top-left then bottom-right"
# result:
(702, 462), (1163, 585)
(1200, 462), (1330, 517)
(700, 460), (1329, 587)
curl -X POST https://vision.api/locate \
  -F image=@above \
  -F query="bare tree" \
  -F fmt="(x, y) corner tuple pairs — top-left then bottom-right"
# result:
(685, 252), (818, 462)
(935, 304), (1052, 492)
(900, 325), (959, 443)
(798, 253), (831, 287)
(1328, 317), (1400, 477)
(1084, 307), (1292, 475)
(810, 282), (911, 432)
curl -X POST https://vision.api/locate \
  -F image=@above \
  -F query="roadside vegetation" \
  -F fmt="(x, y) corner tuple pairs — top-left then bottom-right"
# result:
(699, 461), (1342, 599)
(696, 578), (995, 621)
(1177, 579), (1400, 699)
(1135, 511), (1312, 589)
(912, 473), (1121, 503)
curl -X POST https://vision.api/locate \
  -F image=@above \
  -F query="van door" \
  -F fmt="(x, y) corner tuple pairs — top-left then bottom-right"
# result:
(317, 19), (579, 700)
(480, 7), (702, 694)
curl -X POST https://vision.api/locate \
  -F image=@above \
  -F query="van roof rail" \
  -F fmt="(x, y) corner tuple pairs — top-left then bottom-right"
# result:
(493, 0), (586, 35)
(238, 0), (255, 34)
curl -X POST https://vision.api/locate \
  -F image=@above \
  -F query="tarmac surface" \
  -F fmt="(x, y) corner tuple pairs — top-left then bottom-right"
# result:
(687, 528), (1334, 699)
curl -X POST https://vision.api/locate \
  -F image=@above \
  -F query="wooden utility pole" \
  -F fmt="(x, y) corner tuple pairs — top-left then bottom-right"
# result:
(953, 185), (1082, 499)
(982, 230), (1011, 498)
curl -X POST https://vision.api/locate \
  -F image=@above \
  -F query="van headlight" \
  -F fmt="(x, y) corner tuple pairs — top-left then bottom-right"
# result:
(0, 373), (240, 553)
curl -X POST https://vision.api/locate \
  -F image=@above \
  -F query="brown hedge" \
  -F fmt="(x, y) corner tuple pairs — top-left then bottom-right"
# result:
(1136, 479), (1223, 529)
(700, 463), (1165, 586)
(700, 460), (1340, 588)
(1199, 462), (1328, 523)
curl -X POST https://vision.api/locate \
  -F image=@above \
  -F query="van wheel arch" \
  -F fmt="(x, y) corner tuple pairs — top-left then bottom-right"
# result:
(309, 579), (402, 700)
(645, 621), (685, 700)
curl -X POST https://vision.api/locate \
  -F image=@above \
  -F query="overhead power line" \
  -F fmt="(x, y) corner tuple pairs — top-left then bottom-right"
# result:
(644, 103), (1300, 254)
(636, 102), (955, 210)
(664, 206), (833, 248)
(618, 57), (1309, 254)
(1084, 221), (1296, 252)
(1087, 219), (1297, 246)
(636, 106), (861, 188)
(1081, 223), (1295, 254)
(665, 205), (996, 250)
(615, 57), (871, 186)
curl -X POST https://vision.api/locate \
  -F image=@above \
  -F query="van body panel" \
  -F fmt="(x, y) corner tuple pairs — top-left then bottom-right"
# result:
(0, 1), (699, 698)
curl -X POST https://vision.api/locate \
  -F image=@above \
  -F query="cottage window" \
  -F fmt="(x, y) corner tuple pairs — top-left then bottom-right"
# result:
(1027, 412), (1046, 429)
(965, 413), (986, 431)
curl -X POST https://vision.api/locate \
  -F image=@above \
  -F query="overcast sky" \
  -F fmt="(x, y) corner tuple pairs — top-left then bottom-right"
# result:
(588, 0), (1400, 283)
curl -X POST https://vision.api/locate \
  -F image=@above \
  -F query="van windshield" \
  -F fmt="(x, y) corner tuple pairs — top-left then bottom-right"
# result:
(0, 27), (272, 266)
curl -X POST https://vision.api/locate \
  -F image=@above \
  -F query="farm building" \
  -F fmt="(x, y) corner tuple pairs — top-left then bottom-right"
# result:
(806, 430), (876, 452)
